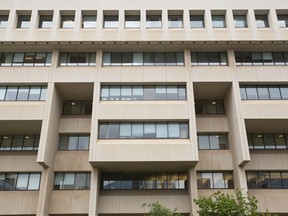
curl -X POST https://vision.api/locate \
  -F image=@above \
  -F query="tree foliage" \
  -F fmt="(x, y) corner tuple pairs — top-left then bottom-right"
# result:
(142, 202), (183, 216)
(194, 190), (276, 216)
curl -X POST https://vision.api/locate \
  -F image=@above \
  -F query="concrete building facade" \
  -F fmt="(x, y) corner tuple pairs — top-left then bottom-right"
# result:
(0, 0), (288, 215)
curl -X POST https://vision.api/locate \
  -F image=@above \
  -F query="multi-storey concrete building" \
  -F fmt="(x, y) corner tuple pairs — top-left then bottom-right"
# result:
(0, 0), (288, 215)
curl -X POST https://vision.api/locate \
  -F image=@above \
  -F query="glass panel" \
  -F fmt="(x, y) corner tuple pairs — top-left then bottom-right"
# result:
(101, 86), (109, 100)
(39, 16), (53, 28)
(29, 86), (41, 100)
(262, 52), (273, 65)
(144, 86), (155, 100)
(54, 173), (64, 189)
(59, 53), (68, 66)
(102, 53), (111, 65)
(168, 15), (183, 28)
(247, 134), (254, 149)
(77, 53), (89, 66)
(190, 15), (204, 28)
(143, 52), (154, 65)
(0, 15), (8, 28)
(0, 135), (13, 150)
(213, 172), (225, 188)
(108, 123), (120, 138)
(98, 124), (108, 139)
(206, 100), (217, 114)
(268, 86), (281, 99)
(270, 172), (283, 189)
(234, 15), (247, 28)
(109, 86), (120, 100)
(278, 15), (288, 28)
(63, 173), (75, 189)
(197, 52), (209, 66)
(178, 86), (186, 100)
(253, 134), (264, 149)
(156, 123), (168, 138)
(1, 53), (13, 66)
(35, 53), (47, 66)
(121, 86), (132, 100)
(246, 86), (258, 99)
(75, 173), (88, 189)
(5, 173), (17, 190)
(34, 135), (40, 150)
(176, 53), (184, 65)
(81, 100), (92, 114)
(28, 174), (40, 190)
(121, 172), (133, 189)
(178, 172), (187, 189)
(122, 53), (133, 66)
(133, 53), (143, 65)
(132, 123), (143, 138)
(23, 53), (35, 66)
(17, 86), (29, 100)
(144, 123), (156, 138)
(40, 86), (47, 101)
(61, 15), (75, 28)
(132, 86), (144, 100)
(280, 86), (288, 99)
(168, 123), (180, 138)
(125, 15), (140, 28)
(16, 174), (29, 190)
(198, 135), (210, 149)
(59, 135), (68, 150)
(146, 15), (161, 28)
(5, 86), (18, 100)
(155, 86), (166, 100)
(23, 135), (35, 150)
(167, 86), (178, 100)
(219, 134), (229, 149)
(275, 134), (286, 149)
(180, 123), (188, 138)
(165, 52), (176, 66)
(258, 172), (271, 189)
(12, 135), (24, 150)
(252, 52), (263, 65)
(144, 173), (156, 189)
(195, 100), (206, 114)
(67, 135), (78, 150)
(282, 172), (288, 189)
(110, 53), (121, 66)
(255, 15), (269, 28)
(263, 134), (276, 149)
(120, 123), (131, 138)
(104, 15), (118, 28)
(273, 52), (285, 65)
(154, 52), (165, 66)
(212, 15), (226, 28)
(209, 52), (220, 65)
(247, 172), (260, 189)
(240, 87), (247, 99)
(70, 100), (81, 114)
(200, 173), (213, 189)
(168, 172), (179, 189)
(257, 86), (269, 99)
(220, 52), (228, 65)
(17, 15), (30, 29)
(0, 87), (6, 100)
(82, 15), (97, 28)
(224, 172), (234, 189)
(78, 136), (89, 150)
(0, 174), (5, 190)
(209, 135), (220, 149)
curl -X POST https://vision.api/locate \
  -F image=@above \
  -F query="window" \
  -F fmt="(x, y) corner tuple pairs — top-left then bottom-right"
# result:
(100, 85), (186, 101)
(0, 86), (47, 101)
(59, 52), (96, 66)
(17, 15), (31, 29)
(103, 15), (118, 28)
(190, 15), (205, 28)
(0, 135), (39, 151)
(255, 15), (269, 28)
(195, 100), (225, 114)
(98, 122), (189, 139)
(247, 133), (288, 150)
(0, 15), (9, 28)
(191, 52), (227, 66)
(240, 85), (288, 100)
(146, 14), (161, 28)
(60, 15), (75, 29)
(39, 15), (53, 29)
(235, 52), (288, 66)
(0, 52), (52, 67)
(0, 173), (41, 191)
(103, 52), (184, 66)
(59, 134), (90, 150)
(198, 134), (229, 150)
(82, 15), (97, 28)
(247, 171), (288, 189)
(212, 15), (226, 28)
(277, 15), (288, 28)
(101, 172), (187, 190)
(63, 100), (92, 115)
(234, 15), (248, 28)
(168, 14), (183, 28)
(197, 172), (234, 189)
(54, 172), (91, 190)
(125, 15), (140, 28)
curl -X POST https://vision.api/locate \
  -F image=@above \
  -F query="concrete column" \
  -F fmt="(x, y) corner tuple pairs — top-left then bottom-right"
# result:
(188, 167), (199, 216)
(89, 168), (100, 216)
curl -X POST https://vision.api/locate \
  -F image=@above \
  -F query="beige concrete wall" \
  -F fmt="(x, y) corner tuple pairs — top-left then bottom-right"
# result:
(197, 150), (233, 170)
(0, 154), (41, 172)
(98, 190), (190, 214)
(246, 152), (288, 170)
(54, 151), (90, 171)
